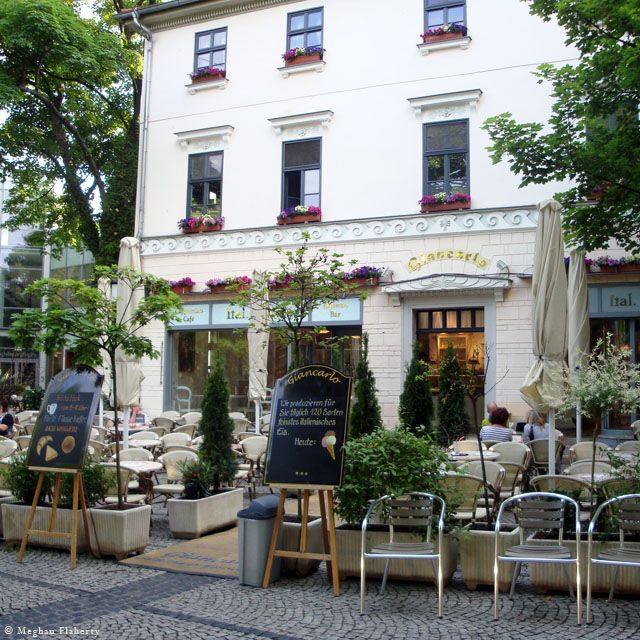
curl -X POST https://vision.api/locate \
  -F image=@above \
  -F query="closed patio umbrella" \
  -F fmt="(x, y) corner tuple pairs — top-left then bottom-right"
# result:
(115, 237), (145, 446)
(520, 199), (568, 467)
(567, 248), (590, 442)
(248, 271), (269, 433)
(97, 277), (112, 430)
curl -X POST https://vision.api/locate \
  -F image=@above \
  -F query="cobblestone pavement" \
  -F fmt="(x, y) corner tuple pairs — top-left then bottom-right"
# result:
(1, 501), (639, 640)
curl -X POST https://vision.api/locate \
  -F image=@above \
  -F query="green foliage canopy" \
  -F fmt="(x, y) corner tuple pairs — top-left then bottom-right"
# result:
(483, 0), (640, 252)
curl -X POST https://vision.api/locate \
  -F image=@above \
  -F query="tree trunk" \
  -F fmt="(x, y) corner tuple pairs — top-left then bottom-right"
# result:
(110, 351), (124, 509)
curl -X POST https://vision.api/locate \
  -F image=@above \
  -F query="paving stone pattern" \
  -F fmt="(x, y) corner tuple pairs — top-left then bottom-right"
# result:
(0, 498), (638, 639)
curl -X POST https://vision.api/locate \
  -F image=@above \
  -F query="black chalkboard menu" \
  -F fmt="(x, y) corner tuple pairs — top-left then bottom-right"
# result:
(27, 366), (103, 473)
(264, 365), (351, 488)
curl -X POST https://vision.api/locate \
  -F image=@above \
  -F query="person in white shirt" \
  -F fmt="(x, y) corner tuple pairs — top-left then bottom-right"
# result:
(480, 407), (513, 442)
(523, 410), (550, 442)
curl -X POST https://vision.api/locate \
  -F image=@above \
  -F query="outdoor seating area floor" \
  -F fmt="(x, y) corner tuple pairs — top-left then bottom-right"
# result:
(0, 499), (639, 639)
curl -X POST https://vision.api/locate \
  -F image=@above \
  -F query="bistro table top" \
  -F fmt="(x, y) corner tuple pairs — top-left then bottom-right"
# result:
(104, 460), (162, 474)
(565, 471), (613, 485)
(448, 451), (500, 463)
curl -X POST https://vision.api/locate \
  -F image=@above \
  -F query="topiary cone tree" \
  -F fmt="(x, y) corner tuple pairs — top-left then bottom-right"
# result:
(437, 342), (470, 446)
(398, 341), (434, 438)
(349, 333), (382, 439)
(199, 354), (238, 492)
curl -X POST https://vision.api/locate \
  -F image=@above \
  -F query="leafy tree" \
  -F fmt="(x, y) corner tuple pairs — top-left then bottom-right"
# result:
(437, 342), (469, 446)
(0, 0), (155, 264)
(349, 333), (382, 439)
(483, 0), (640, 252)
(198, 355), (238, 492)
(8, 265), (185, 507)
(398, 341), (434, 437)
(234, 232), (357, 370)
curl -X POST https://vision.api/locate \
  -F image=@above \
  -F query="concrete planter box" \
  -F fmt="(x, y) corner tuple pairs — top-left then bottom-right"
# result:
(167, 488), (243, 539)
(335, 526), (458, 583)
(280, 517), (323, 577)
(88, 505), (152, 560)
(458, 526), (521, 592)
(0, 496), (19, 538)
(1, 503), (90, 550)
(530, 537), (640, 595)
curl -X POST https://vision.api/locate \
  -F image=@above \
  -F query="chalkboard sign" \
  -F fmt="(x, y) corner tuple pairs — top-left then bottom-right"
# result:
(264, 365), (351, 488)
(27, 366), (103, 473)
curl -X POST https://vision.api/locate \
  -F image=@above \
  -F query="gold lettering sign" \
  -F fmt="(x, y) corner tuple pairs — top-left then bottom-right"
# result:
(407, 250), (490, 272)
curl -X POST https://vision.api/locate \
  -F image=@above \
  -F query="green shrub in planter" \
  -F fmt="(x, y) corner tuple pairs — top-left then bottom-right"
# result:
(0, 452), (51, 504)
(177, 459), (213, 500)
(59, 457), (112, 508)
(334, 428), (451, 526)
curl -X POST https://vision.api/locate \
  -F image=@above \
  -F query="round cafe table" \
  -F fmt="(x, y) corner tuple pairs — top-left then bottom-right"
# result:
(448, 451), (500, 463)
(104, 460), (162, 501)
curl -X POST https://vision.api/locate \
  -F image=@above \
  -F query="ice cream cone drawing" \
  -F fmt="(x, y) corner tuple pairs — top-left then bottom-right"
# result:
(321, 431), (337, 460)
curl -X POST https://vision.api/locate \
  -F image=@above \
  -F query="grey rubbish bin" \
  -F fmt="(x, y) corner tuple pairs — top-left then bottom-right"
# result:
(237, 495), (282, 586)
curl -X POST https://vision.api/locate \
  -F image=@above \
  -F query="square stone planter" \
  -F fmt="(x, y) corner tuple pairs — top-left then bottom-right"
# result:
(0, 496), (19, 538)
(280, 516), (324, 577)
(530, 537), (640, 595)
(167, 488), (243, 539)
(1, 503), (89, 550)
(458, 525), (521, 592)
(335, 526), (458, 583)
(87, 504), (152, 560)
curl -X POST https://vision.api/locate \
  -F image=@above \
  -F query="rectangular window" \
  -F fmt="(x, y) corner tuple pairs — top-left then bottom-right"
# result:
(424, 1), (466, 30)
(287, 7), (323, 50)
(282, 139), (321, 209)
(423, 120), (469, 196)
(194, 27), (227, 73)
(187, 152), (223, 216)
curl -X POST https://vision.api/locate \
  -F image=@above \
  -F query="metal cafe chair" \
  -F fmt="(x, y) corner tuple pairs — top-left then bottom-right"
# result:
(360, 492), (446, 617)
(494, 491), (582, 625)
(586, 493), (640, 623)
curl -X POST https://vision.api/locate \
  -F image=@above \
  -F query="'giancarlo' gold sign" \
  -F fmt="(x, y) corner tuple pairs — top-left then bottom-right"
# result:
(408, 250), (489, 272)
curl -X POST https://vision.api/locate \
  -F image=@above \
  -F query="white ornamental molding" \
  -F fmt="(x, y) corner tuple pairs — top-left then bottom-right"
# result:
(141, 207), (538, 257)
(417, 36), (472, 56)
(174, 125), (234, 150)
(408, 89), (482, 122)
(268, 110), (334, 136)
(382, 274), (512, 301)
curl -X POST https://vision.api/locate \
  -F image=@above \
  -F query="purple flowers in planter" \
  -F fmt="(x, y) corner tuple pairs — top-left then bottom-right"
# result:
(268, 274), (295, 289)
(343, 266), (384, 280)
(190, 67), (226, 80)
(170, 277), (195, 287)
(206, 275), (252, 288)
(281, 46), (325, 62)
(177, 214), (225, 231)
(419, 192), (471, 206)
(420, 23), (468, 39)
(278, 205), (322, 221)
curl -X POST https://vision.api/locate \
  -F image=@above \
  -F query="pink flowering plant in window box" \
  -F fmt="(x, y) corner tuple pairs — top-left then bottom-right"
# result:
(420, 23), (468, 42)
(419, 192), (470, 206)
(277, 205), (322, 224)
(342, 266), (384, 282)
(281, 45), (324, 63)
(177, 214), (225, 233)
(169, 277), (195, 288)
(206, 275), (252, 291)
(190, 67), (226, 81)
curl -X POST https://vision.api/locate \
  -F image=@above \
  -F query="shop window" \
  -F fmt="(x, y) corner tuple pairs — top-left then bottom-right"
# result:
(282, 139), (321, 209)
(187, 151), (223, 217)
(287, 7), (323, 50)
(424, 0), (466, 30)
(423, 120), (469, 196)
(194, 28), (227, 74)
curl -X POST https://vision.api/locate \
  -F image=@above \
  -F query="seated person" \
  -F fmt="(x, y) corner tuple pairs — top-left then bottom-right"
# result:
(0, 400), (15, 438)
(479, 407), (512, 442)
(128, 404), (149, 426)
(522, 409), (550, 442)
(481, 400), (498, 426)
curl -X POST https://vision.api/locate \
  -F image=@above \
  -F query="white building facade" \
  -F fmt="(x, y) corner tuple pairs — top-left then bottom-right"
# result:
(120, 0), (639, 426)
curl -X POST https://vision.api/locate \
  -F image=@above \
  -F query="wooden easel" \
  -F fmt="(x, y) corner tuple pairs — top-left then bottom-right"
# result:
(262, 485), (340, 595)
(17, 470), (89, 569)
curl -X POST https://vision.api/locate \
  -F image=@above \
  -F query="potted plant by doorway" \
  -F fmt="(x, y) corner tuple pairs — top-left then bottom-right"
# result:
(167, 355), (243, 539)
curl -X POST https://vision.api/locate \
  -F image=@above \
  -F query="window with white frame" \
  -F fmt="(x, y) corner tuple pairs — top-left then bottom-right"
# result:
(423, 120), (468, 195)
(194, 28), (227, 73)
(424, 0), (466, 30)
(287, 7), (323, 50)
(187, 152), (223, 217)
(282, 139), (321, 209)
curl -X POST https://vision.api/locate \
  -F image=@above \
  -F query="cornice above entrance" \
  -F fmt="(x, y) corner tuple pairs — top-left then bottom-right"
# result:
(382, 274), (512, 302)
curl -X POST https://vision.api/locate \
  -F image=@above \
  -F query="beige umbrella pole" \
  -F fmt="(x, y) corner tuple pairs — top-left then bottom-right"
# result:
(567, 248), (590, 443)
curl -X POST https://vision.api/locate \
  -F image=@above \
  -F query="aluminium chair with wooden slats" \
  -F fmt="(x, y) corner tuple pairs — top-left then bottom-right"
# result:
(360, 492), (446, 617)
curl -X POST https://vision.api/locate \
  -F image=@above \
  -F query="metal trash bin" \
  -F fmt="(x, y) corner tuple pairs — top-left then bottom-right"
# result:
(237, 494), (282, 586)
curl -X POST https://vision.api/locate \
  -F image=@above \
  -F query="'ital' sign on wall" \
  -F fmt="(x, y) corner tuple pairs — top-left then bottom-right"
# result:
(264, 365), (351, 488)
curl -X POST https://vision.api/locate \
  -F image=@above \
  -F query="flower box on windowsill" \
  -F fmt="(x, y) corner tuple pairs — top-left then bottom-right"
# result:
(344, 277), (380, 287)
(182, 223), (223, 234)
(420, 201), (470, 213)
(286, 53), (322, 66)
(207, 283), (250, 294)
(191, 71), (225, 83)
(596, 264), (640, 274)
(277, 213), (321, 225)
(171, 285), (194, 294)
